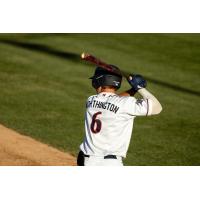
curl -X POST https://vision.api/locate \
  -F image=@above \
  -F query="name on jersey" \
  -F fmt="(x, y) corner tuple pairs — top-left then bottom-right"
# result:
(86, 100), (119, 114)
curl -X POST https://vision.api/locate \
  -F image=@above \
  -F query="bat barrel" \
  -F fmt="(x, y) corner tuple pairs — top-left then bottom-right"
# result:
(81, 52), (129, 78)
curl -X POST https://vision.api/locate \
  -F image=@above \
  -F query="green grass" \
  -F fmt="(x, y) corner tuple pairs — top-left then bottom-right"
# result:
(0, 34), (199, 165)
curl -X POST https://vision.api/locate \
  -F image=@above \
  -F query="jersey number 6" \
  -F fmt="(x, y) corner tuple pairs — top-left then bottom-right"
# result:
(91, 112), (102, 134)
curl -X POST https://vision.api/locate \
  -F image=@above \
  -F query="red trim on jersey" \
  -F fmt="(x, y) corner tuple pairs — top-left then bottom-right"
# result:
(146, 99), (149, 116)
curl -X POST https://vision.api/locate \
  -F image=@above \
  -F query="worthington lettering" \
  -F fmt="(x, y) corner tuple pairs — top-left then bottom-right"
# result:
(86, 100), (119, 114)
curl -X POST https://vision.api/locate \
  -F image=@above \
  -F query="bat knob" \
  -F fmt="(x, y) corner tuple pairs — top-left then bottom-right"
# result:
(81, 52), (88, 59)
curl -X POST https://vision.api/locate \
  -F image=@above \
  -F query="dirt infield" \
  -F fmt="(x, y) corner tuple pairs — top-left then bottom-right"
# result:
(0, 125), (76, 166)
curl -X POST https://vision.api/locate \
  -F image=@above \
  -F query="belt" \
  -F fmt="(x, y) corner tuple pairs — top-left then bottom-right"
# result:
(84, 154), (117, 159)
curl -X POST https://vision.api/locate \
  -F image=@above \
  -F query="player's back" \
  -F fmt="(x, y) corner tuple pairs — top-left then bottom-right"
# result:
(80, 92), (136, 158)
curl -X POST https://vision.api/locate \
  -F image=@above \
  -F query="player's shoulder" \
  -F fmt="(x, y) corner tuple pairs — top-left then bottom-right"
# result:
(103, 94), (137, 107)
(87, 93), (137, 104)
(87, 94), (98, 101)
(115, 95), (137, 103)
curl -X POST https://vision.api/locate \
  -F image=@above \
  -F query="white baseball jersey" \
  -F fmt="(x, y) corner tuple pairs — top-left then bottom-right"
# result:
(80, 92), (152, 158)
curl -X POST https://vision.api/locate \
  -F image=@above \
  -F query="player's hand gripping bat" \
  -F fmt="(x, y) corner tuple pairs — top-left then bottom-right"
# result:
(81, 53), (129, 78)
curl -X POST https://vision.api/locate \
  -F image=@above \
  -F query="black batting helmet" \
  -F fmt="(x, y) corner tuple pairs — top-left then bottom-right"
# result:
(90, 65), (122, 89)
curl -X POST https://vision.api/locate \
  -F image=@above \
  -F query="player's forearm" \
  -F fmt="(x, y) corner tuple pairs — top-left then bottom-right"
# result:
(138, 88), (162, 115)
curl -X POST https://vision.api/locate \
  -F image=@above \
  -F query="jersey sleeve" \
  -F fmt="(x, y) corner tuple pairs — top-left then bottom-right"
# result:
(124, 97), (153, 116)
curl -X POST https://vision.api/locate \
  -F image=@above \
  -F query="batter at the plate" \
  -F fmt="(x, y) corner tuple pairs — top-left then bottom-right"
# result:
(77, 66), (162, 166)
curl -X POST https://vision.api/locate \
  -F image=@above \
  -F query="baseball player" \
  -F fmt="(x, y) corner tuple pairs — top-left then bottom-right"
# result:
(77, 66), (162, 166)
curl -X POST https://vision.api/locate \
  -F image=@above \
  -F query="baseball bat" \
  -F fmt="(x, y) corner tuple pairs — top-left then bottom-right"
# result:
(81, 52), (129, 78)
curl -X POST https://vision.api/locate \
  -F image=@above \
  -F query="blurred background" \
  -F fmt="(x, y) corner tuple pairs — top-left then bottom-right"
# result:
(0, 33), (199, 165)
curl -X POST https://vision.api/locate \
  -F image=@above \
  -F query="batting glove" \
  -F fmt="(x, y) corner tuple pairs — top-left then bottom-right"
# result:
(127, 74), (147, 92)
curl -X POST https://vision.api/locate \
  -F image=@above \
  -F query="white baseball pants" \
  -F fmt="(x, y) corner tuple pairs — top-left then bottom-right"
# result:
(84, 156), (123, 166)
